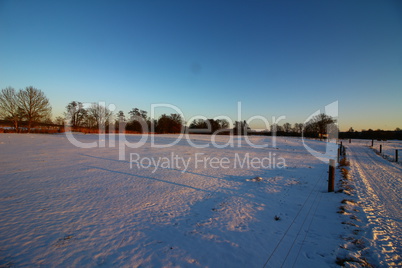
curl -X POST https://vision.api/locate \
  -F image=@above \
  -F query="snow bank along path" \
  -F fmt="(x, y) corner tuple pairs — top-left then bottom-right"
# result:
(0, 134), (346, 267)
(348, 141), (402, 267)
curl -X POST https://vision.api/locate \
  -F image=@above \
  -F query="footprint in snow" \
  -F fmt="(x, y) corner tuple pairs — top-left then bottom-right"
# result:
(246, 176), (263, 182)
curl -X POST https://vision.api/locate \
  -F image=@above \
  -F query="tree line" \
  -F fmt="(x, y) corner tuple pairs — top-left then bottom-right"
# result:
(62, 101), (340, 138)
(339, 128), (402, 140)
(2, 86), (399, 139)
(63, 102), (185, 134)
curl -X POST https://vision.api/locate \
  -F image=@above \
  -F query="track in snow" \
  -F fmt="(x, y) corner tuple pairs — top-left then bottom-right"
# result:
(348, 142), (402, 267)
(262, 167), (327, 268)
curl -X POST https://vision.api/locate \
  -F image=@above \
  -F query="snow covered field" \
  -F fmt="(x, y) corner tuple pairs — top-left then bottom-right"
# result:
(0, 134), (400, 267)
(372, 140), (401, 164)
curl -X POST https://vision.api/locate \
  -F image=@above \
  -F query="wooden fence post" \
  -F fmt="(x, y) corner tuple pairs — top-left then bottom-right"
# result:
(337, 147), (340, 163)
(380, 144), (382, 154)
(328, 159), (335, 192)
(396, 150), (399, 162)
(371, 139), (374, 147)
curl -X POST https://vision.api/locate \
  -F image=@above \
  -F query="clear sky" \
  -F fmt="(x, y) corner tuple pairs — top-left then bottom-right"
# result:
(1, 0), (401, 131)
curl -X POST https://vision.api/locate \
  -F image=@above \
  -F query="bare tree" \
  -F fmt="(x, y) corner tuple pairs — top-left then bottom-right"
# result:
(271, 124), (284, 133)
(283, 122), (292, 133)
(0, 87), (22, 132)
(233, 120), (250, 135)
(293, 123), (304, 134)
(65, 101), (87, 127)
(55, 116), (65, 126)
(17, 86), (52, 132)
(87, 103), (113, 130)
(305, 113), (336, 139)
(84, 114), (97, 128)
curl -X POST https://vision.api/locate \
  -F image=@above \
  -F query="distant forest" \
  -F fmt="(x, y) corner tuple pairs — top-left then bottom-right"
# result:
(0, 86), (401, 140)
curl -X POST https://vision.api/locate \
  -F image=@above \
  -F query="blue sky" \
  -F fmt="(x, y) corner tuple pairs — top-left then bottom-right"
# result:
(1, 0), (401, 131)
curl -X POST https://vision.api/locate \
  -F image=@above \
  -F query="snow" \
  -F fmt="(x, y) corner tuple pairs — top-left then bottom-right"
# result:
(346, 140), (402, 267)
(372, 140), (402, 164)
(0, 134), (400, 267)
